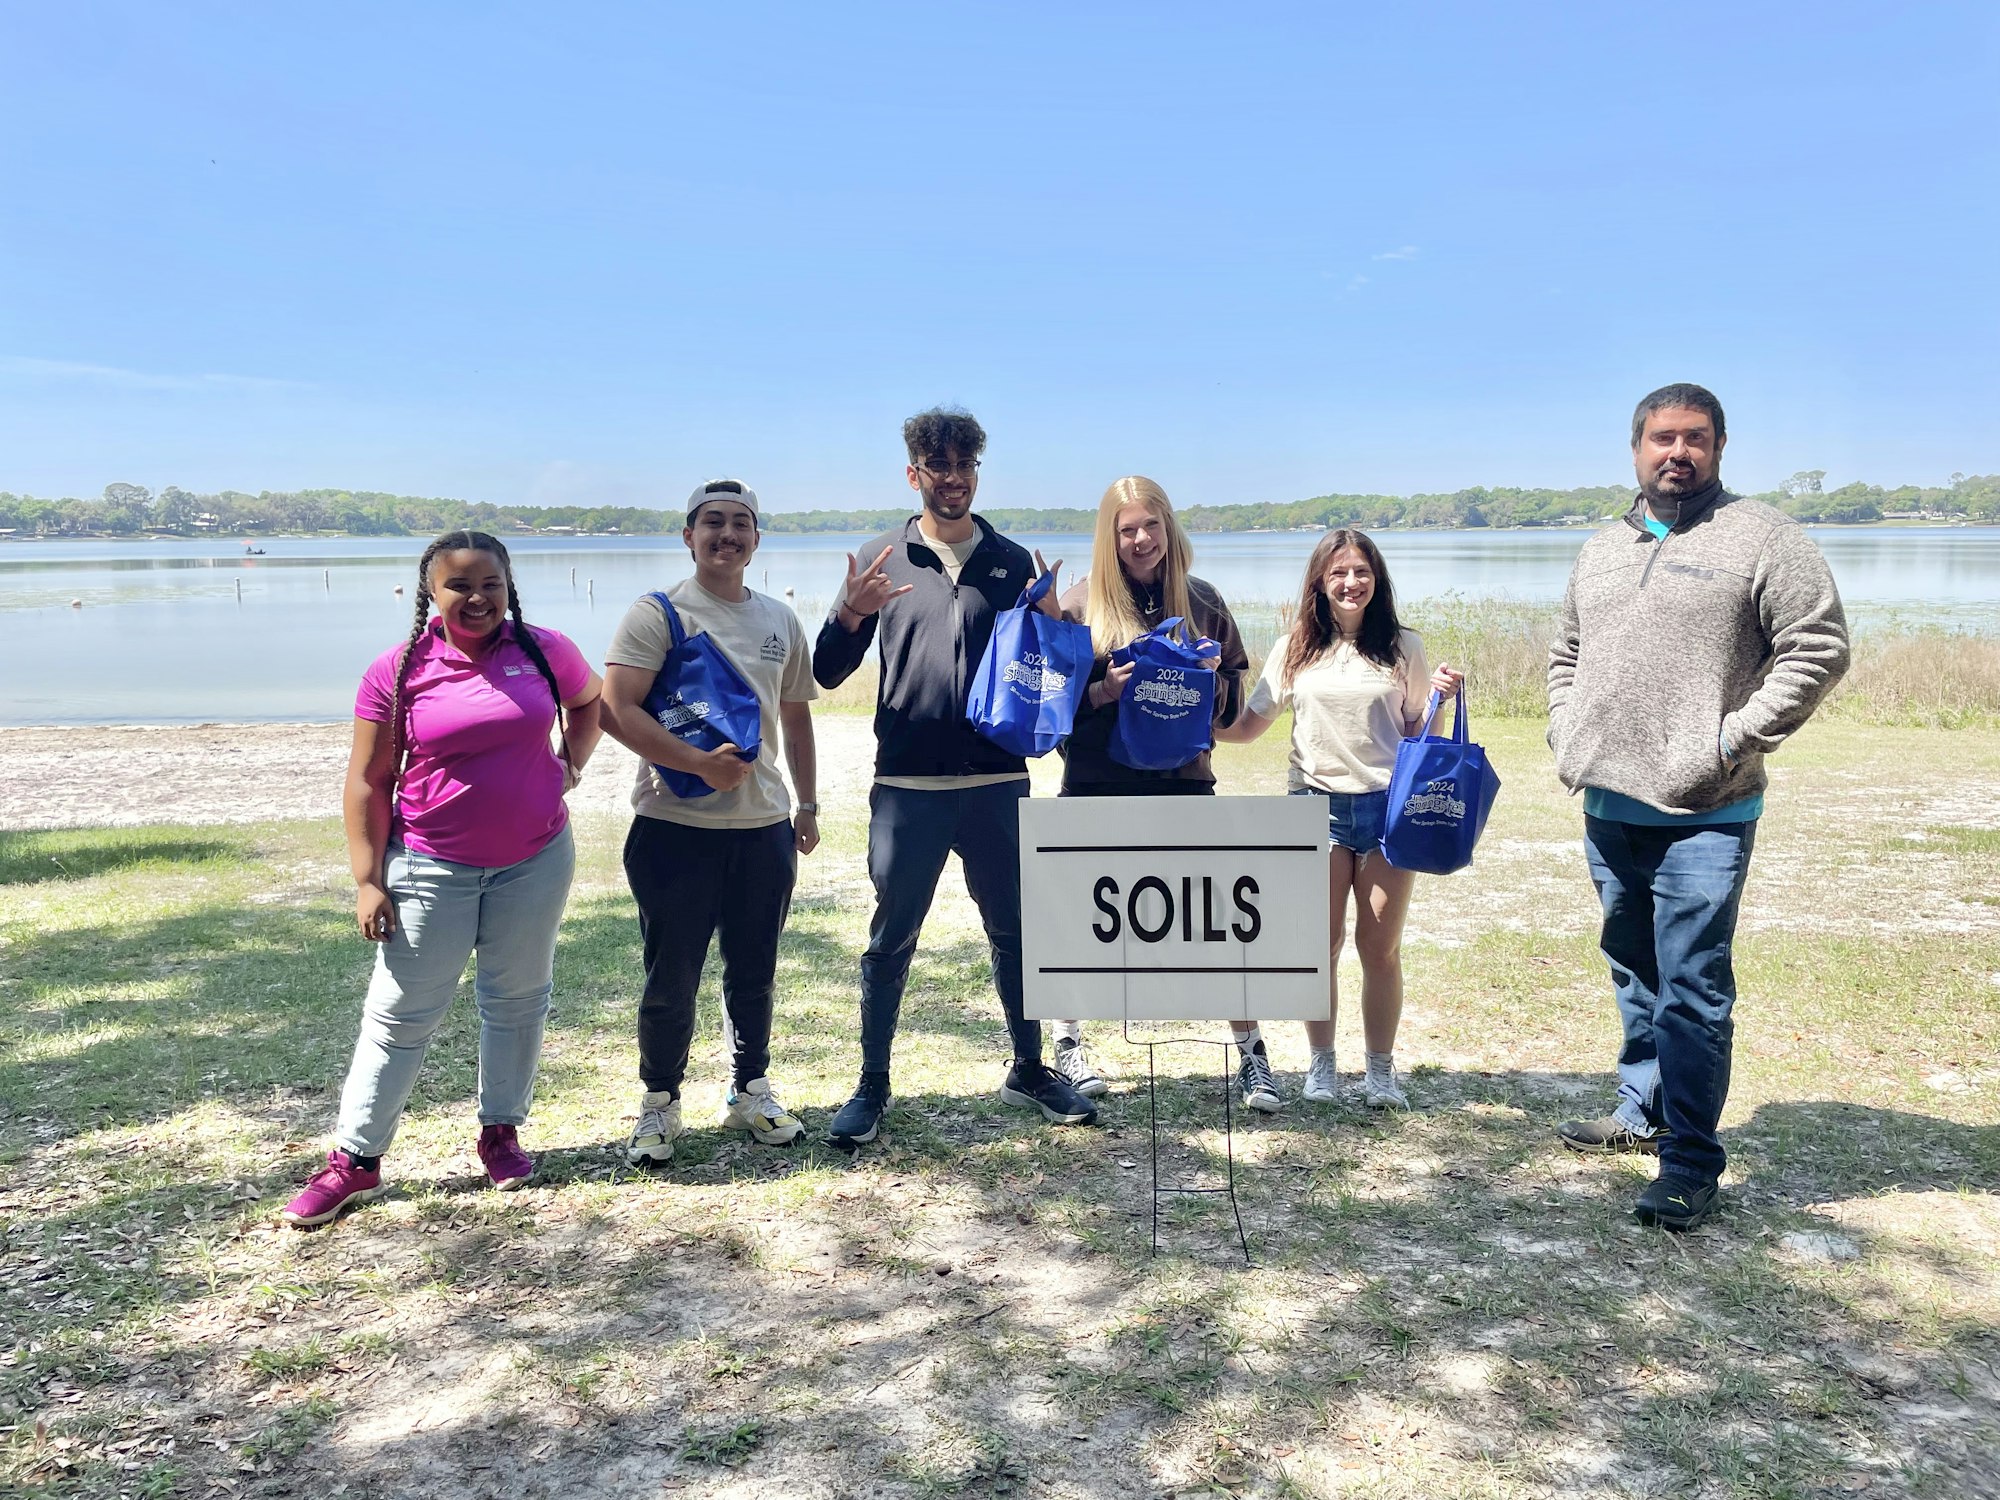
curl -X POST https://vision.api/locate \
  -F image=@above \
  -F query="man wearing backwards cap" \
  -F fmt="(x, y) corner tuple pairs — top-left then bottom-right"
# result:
(598, 479), (822, 1165)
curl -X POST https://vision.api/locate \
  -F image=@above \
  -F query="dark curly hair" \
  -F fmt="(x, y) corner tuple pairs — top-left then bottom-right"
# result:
(1631, 382), (1726, 447)
(902, 406), (987, 465)
(389, 530), (567, 797)
(1281, 528), (1406, 685)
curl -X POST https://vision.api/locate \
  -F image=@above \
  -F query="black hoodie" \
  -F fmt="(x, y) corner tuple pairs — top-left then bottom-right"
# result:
(812, 514), (1038, 777)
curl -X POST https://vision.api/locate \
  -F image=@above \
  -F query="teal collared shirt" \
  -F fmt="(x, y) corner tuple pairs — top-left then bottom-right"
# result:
(1582, 514), (1764, 827)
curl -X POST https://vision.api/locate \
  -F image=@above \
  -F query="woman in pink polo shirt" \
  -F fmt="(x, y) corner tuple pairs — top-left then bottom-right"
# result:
(283, 530), (602, 1227)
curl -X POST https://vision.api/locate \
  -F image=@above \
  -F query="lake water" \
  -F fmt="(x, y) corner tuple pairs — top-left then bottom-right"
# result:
(4, 527), (1997, 725)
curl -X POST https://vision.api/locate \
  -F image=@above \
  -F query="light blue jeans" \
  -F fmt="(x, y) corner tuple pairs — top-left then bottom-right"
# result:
(333, 826), (575, 1157)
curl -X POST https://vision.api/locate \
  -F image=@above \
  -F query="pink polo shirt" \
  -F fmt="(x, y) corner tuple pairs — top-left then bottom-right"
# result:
(356, 620), (591, 868)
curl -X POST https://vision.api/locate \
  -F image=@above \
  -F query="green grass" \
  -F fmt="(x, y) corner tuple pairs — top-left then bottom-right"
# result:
(1, 722), (1998, 1497)
(816, 609), (2000, 728)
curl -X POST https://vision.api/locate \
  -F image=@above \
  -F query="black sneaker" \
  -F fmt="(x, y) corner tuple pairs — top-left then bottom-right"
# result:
(999, 1058), (1098, 1126)
(828, 1071), (891, 1147)
(1633, 1173), (1718, 1231)
(1237, 1050), (1284, 1113)
(1557, 1116), (1665, 1156)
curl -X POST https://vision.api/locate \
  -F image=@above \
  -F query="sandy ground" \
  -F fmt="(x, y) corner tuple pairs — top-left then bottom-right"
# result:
(6, 721), (1997, 950)
(5, 721), (1999, 1498)
(0, 720), (884, 832)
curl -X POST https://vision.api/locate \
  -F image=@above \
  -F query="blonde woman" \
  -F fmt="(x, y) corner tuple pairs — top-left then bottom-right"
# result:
(1050, 478), (1276, 1109)
(1217, 529), (1461, 1107)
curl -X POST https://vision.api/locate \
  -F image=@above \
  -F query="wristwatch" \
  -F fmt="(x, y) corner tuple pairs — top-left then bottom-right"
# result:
(796, 802), (820, 814)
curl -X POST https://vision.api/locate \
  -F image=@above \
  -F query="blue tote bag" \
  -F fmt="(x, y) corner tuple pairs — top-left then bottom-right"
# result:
(1107, 617), (1220, 771)
(640, 591), (762, 799)
(1381, 688), (1501, 874)
(965, 572), (1093, 758)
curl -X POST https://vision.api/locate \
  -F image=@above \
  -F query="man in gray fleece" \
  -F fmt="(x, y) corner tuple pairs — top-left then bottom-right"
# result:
(1547, 383), (1849, 1230)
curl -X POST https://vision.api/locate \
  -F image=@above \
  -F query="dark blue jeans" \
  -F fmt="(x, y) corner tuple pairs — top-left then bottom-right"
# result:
(860, 781), (1039, 1073)
(1584, 815), (1758, 1186)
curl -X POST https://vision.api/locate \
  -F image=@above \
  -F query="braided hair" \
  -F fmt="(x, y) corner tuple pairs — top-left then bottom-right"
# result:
(387, 530), (568, 799)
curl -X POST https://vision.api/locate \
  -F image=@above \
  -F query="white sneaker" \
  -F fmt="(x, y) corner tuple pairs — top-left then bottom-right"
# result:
(721, 1077), (805, 1146)
(1237, 1051), (1284, 1113)
(1363, 1066), (1410, 1110)
(627, 1091), (683, 1164)
(1303, 1051), (1338, 1103)
(1053, 1036), (1108, 1098)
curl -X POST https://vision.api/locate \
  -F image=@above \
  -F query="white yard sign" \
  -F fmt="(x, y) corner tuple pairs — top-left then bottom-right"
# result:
(1020, 796), (1331, 1022)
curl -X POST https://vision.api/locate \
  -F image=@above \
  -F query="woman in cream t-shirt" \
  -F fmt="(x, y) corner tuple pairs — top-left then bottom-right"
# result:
(1218, 528), (1461, 1110)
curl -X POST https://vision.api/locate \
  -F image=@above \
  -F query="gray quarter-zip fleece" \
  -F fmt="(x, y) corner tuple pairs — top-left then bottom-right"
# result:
(1546, 484), (1850, 815)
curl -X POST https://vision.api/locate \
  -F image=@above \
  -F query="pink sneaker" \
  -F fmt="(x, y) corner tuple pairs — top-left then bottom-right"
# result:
(280, 1150), (385, 1227)
(477, 1124), (534, 1190)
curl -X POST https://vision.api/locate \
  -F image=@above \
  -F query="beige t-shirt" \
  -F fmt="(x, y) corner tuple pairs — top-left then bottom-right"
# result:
(1248, 628), (1430, 793)
(873, 524), (1030, 793)
(605, 579), (817, 828)
(922, 528), (982, 583)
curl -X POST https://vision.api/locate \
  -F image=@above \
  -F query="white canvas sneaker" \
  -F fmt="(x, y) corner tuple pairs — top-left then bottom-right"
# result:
(1303, 1051), (1338, 1103)
(1363, 1065), (1410, 1110)
(1053, 1036), (1109, 1098)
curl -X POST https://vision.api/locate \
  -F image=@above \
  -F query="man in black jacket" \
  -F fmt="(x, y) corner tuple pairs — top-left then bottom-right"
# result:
(813, 406), (1098, 1145)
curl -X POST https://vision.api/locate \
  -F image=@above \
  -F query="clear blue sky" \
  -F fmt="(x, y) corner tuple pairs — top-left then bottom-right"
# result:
(3, 2), (1995, 511)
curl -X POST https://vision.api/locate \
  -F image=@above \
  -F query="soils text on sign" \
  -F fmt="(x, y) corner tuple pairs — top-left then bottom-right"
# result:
(1019, 796), (1331, 1022)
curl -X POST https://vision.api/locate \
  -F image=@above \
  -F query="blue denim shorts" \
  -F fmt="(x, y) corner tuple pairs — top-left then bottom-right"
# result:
(1291, 785), (1389, 856)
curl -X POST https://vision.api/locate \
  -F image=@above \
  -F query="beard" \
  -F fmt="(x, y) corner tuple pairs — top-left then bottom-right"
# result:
(1641, 464), (1716, 504)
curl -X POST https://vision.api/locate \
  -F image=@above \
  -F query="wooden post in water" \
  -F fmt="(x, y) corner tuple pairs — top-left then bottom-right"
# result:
(323, 569), (330, 591)
(235, 578), (242, 601)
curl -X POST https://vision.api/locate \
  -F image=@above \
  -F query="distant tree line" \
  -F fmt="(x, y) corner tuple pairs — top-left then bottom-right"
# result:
(3, 473), (1998, 538)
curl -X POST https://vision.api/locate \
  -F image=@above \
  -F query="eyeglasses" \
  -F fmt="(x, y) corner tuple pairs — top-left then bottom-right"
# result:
(915, 459), (981, 479)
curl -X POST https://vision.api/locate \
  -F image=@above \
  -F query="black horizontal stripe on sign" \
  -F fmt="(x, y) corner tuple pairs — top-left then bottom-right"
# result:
(1038, 965), (1321, 975)
(1032, 844), (1319, 853)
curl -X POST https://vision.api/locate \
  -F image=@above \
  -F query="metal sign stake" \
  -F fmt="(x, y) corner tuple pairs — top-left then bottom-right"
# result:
(1126, 1019), (1251, 1265)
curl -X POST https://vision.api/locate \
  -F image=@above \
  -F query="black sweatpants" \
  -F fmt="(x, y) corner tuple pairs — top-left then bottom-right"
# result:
(623, 815), (797, 1097)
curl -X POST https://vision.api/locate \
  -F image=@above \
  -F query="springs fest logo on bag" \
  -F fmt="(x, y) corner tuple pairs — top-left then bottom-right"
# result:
(651, 697), (713, 733)
(1398, 776), (1468, 824)
(1000, 651), (1070, 700)
(1131, 667), (1204, 714)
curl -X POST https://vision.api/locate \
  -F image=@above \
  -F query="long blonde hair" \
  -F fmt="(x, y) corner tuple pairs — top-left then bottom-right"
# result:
(1083, 476), (1195, 655)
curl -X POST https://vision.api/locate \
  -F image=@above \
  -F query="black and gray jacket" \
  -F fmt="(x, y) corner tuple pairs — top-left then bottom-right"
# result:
(1547, 482), (1851, 815)
(812, 514), (1038, 778)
